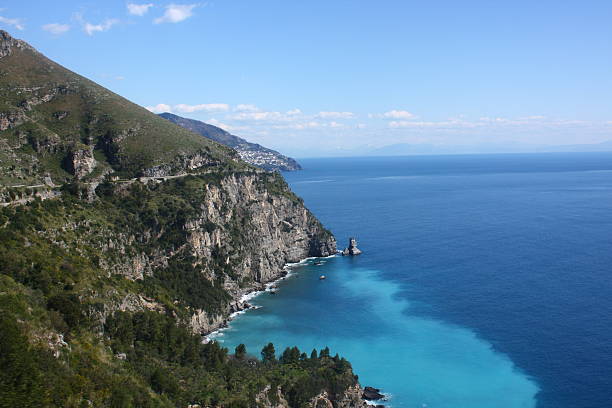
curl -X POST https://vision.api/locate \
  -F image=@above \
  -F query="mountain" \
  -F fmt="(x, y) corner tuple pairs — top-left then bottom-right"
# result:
(159, 112), (302, 171)
(0, 30), (371, 408)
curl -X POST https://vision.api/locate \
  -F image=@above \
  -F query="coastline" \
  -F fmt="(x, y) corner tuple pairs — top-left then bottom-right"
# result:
(204, 254), (338, 342)
(204, 253), (387, 407)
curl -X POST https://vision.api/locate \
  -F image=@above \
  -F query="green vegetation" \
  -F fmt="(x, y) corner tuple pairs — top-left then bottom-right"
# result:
(0, 173), (349, 407)
(0, 279), (357, 407)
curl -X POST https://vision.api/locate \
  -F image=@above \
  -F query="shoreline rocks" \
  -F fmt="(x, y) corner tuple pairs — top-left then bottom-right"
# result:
(362, 386), (385, 401)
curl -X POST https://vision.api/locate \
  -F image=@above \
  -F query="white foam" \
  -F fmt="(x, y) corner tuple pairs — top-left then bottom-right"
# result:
(364, 393), (392, 406)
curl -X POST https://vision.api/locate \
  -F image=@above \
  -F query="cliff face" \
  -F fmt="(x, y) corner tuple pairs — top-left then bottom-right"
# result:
(23, 171), (335, 334)
(310, 386), (370, 408)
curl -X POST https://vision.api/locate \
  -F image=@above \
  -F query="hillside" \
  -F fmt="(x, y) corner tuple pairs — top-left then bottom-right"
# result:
(159, 112), (302, 172)
(0, 30), (238, 188)
(0, 31), (370, 408)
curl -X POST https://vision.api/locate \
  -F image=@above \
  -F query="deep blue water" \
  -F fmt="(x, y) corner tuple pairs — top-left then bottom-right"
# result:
(212, 153), (612, 408)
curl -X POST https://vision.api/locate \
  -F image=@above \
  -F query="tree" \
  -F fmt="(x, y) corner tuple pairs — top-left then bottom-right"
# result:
(319, 347), (330, 358)
(150, 368), (178, 396)
(235, 344), (247, 360)
(310, 349), (318, 360)
(0, 316), (47, 407)
(261, 343), (275, 363)
(280, 346), (300, 364)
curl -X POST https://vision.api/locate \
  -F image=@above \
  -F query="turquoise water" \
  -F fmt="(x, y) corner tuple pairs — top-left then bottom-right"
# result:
(212, 153), (612, 408)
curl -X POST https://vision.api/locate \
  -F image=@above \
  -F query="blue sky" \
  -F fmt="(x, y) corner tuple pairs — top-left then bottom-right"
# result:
(1, 1), (611, 156)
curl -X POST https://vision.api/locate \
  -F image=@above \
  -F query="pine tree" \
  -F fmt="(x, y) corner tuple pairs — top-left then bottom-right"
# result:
(235, 344), (247, 359)
(261, 343), (276, 363)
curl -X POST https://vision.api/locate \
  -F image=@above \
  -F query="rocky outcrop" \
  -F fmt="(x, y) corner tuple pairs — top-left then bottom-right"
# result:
(0, 186), (61, 207)
(342, 237), (362, 256)
(362, 386), (385, 401)
(256, 385), (290, 408)
(141, 149), (228, 178)
(310, 385), (369, 408)
(28, 130), (61, 154)
(0, 110), (27, 131)
(67, 147), (97, 179)
(0, 29), (36, 59)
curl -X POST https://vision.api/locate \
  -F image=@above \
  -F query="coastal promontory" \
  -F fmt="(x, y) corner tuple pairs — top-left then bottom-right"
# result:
(0, 30), (373, 408)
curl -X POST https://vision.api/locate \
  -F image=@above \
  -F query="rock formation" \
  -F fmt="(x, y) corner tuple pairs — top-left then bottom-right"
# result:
(67, 147), (97, 179)
(362, 386), (385, 400)
(342, 237), (363, 256)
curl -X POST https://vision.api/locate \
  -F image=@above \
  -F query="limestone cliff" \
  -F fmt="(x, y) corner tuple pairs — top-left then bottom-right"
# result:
(29, 170), (335, 334)
(310, 385), (370, 408)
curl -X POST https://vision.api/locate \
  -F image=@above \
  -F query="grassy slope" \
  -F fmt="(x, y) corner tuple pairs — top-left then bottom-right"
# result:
(0, 36), (237, 184)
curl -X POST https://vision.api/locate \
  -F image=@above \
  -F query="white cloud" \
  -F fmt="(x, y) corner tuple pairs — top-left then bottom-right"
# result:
(174, 103), (230, 113)
(272, 121), (323, 130)
(206, 118), (232, 129)
(84, 19), (118, 35)
(478, 117), (510, 123)
(206, 118), (252, 133)
(329, 121), (344, 128)
(380, 110), (416, 120)
(235, 104), (261, 112)
(316, 111), (354, 119)
(231, 111), (285, 121)
(389, 120), (436, 128)
(146, 103), (173, 113)
(0, 16), (25, 31)
(229, 109), (307, 122)
(127, 3), (154, 16)
(145, 103), (229, 114)
(154, 4), (198, 24)
(42, 23), (70, 35)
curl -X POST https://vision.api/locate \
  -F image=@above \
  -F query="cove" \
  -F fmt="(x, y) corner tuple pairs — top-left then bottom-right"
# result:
(211, 256), (538, 408)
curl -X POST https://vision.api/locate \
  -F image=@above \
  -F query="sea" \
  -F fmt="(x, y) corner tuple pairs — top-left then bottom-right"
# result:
(210, 153), (612, 408)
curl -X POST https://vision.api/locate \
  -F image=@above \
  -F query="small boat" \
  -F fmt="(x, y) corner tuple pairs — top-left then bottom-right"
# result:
(319, 275), (326, 280)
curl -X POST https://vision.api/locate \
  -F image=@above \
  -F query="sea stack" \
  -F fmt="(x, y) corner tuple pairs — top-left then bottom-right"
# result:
(342, 237), (362, 256)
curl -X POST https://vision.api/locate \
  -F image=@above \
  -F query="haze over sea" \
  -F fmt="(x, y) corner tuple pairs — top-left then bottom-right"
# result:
(212, 153), (612, 408)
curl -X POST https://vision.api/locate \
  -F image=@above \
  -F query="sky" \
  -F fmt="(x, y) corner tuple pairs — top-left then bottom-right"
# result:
(1, 0), (611, 157)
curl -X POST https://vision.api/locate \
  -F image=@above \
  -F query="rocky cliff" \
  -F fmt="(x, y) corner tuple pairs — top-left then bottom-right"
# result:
(41, 170), (337, 334)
